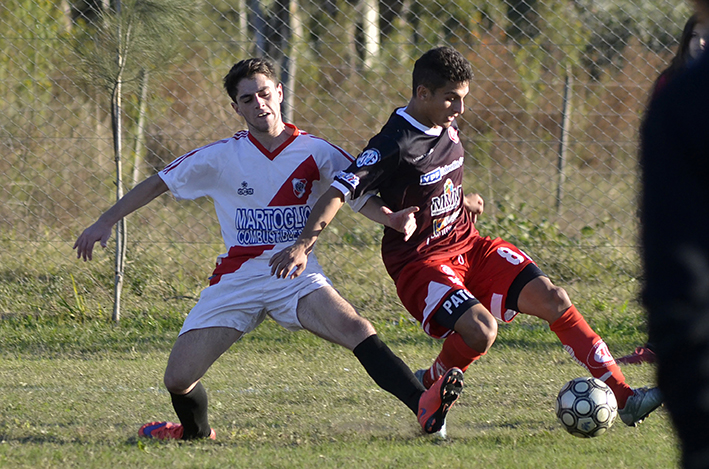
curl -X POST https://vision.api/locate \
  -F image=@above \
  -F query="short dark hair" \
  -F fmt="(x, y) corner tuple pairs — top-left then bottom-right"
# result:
(412, 47), (473, 96)
(223, 58), (278, 102)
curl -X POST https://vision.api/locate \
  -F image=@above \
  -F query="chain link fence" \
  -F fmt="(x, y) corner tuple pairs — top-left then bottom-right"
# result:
(0, 0), (691, 319)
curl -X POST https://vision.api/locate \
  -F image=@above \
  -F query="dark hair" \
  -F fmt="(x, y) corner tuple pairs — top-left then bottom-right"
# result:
(223, 58), (278, 102)
(651, 14), (701, 97)
(412, 47), (474, 96)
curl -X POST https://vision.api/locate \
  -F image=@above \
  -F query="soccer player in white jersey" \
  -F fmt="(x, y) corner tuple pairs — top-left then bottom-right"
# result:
(271, 47), (663, 428)
(73, 58), (462, 440)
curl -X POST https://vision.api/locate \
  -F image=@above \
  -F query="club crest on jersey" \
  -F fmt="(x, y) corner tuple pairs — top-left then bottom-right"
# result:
(356, 148), (380, 167)
(448, 126), (459, 143)
(292, 178), (307, 198)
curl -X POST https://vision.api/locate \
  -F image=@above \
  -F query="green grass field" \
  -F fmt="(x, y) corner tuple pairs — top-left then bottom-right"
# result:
(0, 299), (678, 468)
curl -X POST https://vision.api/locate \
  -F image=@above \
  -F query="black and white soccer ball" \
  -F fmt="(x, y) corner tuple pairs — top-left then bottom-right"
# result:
(555, 377), (618, 438)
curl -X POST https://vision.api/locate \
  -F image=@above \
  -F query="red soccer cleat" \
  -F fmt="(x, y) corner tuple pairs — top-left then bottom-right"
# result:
(417, 367), (463, 434)
(138, 421), (216, 440)
(616, 345), (657, 365)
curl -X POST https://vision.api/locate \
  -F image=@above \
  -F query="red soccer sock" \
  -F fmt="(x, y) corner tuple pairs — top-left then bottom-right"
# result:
(550, 305), (633, 407)
(422, 332), (486, 388)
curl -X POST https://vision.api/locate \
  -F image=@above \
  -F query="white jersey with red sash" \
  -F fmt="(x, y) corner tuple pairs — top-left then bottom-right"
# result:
(159, 124), (356, 285)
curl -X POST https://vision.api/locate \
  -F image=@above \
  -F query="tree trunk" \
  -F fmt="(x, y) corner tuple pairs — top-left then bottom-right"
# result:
(111, 0), (126, 323)
(248, 0), (268, 57)
(59, 0), (72, 33)
(273, 0), (300, 123)
(237, 0), (249, 56)
(131, 69), (149, 187)
(111, 82), (126, 323)
(556, 68), (572, 215)
(359, 0), (380, 70)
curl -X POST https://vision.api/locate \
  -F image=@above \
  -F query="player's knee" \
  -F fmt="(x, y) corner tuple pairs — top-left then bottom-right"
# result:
(345, 314), (376, 340)
(477, 314), (498, 351)
(537, 285), (572, 323)
(163, 369), (193, 395)
(455, 309), (497, 353)
(519, 277), (573, 322)
(320, 309), (376, 349)
(548, 285), (571, 312)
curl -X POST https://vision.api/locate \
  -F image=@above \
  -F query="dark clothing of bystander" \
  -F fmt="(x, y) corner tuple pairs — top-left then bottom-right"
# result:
(641, 51), (709, 469)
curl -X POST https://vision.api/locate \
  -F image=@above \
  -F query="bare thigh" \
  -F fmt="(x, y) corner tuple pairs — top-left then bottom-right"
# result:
(164, 326), (243, 394)
(297, 285), (375, 350)
(517, 276), (572, 323)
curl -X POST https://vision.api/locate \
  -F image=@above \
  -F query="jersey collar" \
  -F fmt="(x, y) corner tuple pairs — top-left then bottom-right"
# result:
(247, 123), (300, 160)
(396, 108), (443, 136)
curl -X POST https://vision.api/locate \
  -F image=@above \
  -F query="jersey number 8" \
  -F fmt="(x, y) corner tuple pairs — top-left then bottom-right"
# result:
(497, 247), (524, 265)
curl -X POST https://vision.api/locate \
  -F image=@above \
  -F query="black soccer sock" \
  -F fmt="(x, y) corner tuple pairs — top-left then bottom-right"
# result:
(170, 381), (212, 440)
(353, 334), (425, 415)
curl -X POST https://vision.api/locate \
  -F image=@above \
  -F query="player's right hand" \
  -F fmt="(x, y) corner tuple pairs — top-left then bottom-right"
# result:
(73, 220), (113, 261)
(269, 242), (309, 279)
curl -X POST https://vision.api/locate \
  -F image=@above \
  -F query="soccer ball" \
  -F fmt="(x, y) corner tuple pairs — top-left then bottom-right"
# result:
(555, 377), (618, 438)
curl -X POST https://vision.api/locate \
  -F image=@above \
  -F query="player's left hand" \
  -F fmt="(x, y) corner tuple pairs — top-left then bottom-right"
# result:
(463, 193), (484, 223)
(269, 243), (309, 279)
(381, 206), (419, 241)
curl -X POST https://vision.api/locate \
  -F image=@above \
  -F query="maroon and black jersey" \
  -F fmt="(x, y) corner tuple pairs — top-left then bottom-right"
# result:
(332, 108), (478, 279)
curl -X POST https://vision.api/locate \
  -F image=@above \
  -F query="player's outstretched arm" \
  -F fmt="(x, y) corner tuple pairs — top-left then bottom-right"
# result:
(269, 186), (346, 279)
(73, 174), (169, 261)
(358, 196), (419, 241)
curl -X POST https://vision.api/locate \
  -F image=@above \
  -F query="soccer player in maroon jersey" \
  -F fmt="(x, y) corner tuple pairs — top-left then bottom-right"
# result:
(271, 47), (662, 428)
(74, 57), (462, 440)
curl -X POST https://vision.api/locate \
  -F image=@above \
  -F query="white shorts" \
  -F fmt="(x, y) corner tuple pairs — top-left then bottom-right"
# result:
(179, 258), (331, 336)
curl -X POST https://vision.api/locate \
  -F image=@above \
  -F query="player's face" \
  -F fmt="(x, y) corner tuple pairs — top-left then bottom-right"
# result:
(689, 21), (709, 60)
(231, 74), (284, 134)
(419, 81), (469, 129)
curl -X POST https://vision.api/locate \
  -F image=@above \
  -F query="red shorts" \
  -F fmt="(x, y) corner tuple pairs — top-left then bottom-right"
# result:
(395, 236), (538, 339)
